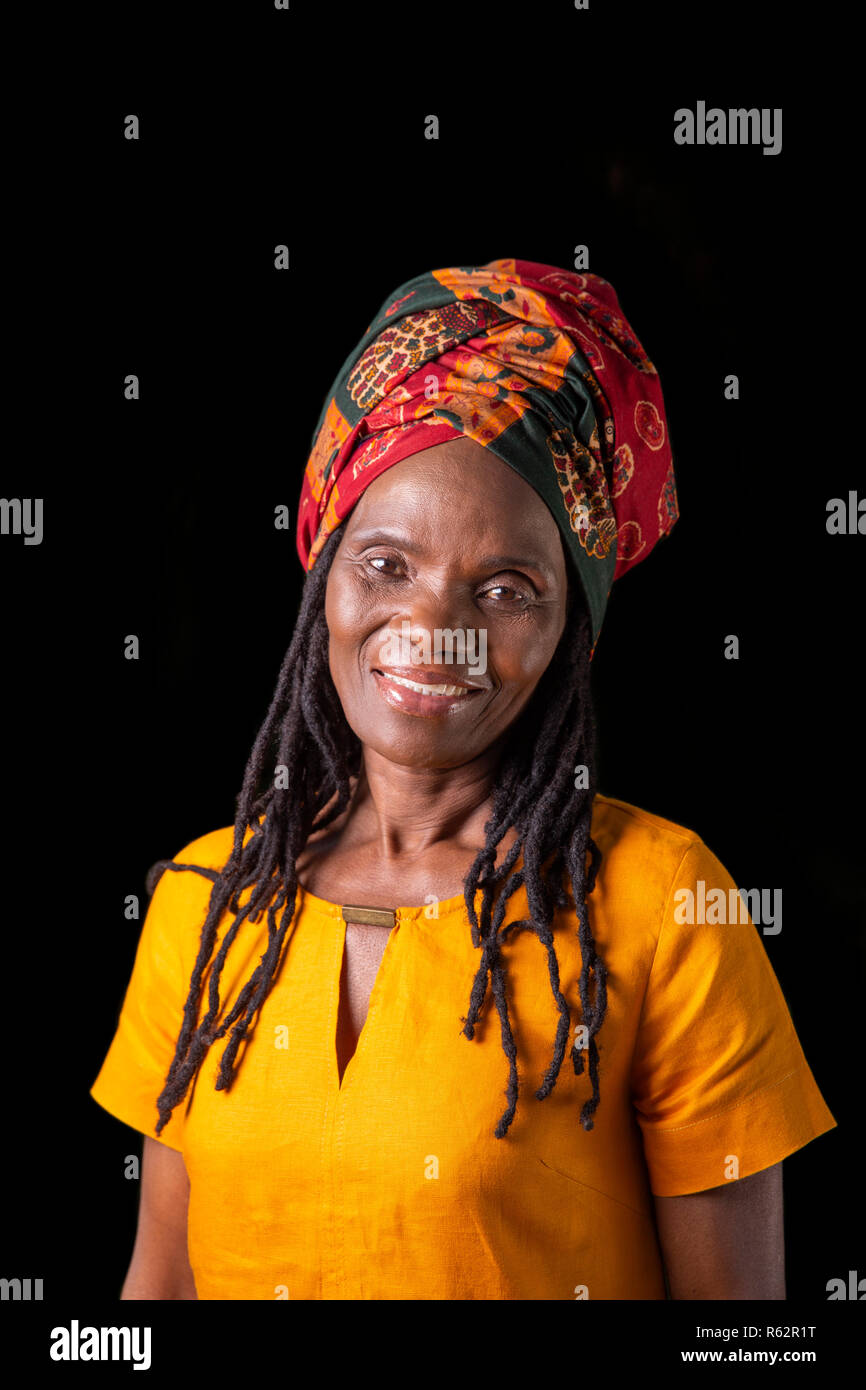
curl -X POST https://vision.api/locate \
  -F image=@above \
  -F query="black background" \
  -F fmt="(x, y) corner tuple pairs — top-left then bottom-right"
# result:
(3, 0), (862, 1343)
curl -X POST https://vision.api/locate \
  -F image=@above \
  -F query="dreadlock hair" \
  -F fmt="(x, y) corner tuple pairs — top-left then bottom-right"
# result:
(151, 522), (608, 1142)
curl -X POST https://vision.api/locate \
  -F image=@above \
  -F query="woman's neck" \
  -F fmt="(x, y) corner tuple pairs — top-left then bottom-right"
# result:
(348, 742), (505, 861)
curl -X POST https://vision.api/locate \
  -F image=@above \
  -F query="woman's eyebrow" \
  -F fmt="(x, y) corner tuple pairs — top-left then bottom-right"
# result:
(476, 553), (555, 579)
(350, 528), (418, 547)
(352, 531), (554, 579)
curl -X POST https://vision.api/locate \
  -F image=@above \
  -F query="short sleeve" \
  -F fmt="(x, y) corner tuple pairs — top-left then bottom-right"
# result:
(89, 840), (218, 1153)
(631, 837), (837, 1196)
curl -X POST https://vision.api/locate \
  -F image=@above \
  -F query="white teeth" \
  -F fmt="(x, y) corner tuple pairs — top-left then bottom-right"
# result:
(381, 672), (472, 697)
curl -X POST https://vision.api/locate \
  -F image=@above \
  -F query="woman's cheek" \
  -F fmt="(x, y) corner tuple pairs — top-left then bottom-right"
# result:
(328, 593), (394, 703)
(491, 617), (556, 684)
(327, 571), (374, 642)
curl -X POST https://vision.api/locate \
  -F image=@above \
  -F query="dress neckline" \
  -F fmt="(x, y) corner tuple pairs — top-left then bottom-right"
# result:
(295, 878), (479, 922)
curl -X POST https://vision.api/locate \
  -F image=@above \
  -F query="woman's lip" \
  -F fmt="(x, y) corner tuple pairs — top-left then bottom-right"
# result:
(374, 666), (487, 690)
(371, 668), (487, 717)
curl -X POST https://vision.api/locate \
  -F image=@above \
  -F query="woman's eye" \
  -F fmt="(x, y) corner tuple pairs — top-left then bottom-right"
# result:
(481, 583), (531, 604)
(367, 555), (404, 576)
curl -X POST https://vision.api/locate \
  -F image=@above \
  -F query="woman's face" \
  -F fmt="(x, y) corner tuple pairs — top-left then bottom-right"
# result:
(324, 436), (570, 770)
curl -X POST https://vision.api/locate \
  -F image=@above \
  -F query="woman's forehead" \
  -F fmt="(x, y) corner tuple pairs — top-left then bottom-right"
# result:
(347, 448), (563, 557)
(353, 441), (552, 515)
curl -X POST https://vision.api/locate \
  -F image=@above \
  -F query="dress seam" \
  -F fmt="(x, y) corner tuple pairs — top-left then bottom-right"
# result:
(641, 1066), (801, 1134)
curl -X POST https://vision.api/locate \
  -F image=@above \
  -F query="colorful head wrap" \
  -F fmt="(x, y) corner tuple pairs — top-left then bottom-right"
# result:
(297, 258), (678, 650)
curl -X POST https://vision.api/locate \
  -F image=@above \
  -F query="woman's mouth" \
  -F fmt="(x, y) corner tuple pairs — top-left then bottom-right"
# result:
(371, 667), (487, 717)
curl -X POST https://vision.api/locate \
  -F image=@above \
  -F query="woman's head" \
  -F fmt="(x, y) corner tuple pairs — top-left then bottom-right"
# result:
(325, 435), (571, 772)
(299, 258), (678, 651)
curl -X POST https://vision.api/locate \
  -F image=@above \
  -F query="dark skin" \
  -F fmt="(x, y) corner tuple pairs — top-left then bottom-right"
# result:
(121, 437), (785, 1300)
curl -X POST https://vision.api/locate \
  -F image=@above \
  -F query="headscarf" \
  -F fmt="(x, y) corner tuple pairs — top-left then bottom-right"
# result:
(297, 258), (678, 651)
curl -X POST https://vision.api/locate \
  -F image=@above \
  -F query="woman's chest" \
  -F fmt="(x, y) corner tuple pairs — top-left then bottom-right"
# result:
(183, 902), (655, 1248)
(182, 906), (659, 1301)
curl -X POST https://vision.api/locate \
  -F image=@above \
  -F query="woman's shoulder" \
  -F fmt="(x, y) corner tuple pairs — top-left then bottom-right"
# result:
(585, 796), (749, 962)
(169, 823), (238, 870)
(142, 824), (252, 960)
(145, 823), (242, 903)
(591, 793), (709, 878)
(593, 793), (702, 837)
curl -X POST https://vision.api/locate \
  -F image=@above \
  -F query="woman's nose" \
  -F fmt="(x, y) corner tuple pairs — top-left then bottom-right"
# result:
(376, 585), (485, 670)
(398, 586), (480, 645)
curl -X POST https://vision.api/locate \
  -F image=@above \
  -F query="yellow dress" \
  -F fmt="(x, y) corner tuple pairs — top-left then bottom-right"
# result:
(90, 795), (836, 1300)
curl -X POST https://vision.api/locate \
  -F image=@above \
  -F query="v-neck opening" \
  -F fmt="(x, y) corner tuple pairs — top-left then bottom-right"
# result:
(291, 879), (495, 1098)
(332, 913), (400, 1097)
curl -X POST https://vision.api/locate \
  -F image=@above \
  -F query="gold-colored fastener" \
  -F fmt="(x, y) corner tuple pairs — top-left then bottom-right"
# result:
(341, 904), (397, 929)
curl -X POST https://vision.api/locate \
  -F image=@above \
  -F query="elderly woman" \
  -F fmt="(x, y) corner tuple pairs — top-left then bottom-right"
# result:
(90, 259), (835, 1301)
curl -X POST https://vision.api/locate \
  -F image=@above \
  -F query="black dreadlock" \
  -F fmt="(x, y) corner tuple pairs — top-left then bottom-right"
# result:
(151, 524), (608, 1141)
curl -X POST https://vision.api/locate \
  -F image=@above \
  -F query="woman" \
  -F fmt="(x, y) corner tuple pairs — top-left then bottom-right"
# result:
(90, 259), (836, 1300)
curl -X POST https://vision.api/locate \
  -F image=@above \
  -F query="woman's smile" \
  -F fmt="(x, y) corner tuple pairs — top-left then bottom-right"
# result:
(371, 663), (489, 717)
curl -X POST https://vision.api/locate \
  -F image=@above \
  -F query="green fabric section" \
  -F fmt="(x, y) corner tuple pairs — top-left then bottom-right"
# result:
(481, 412), (616, 642)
